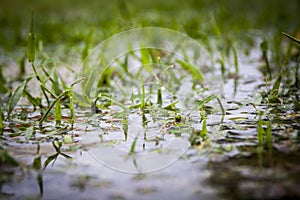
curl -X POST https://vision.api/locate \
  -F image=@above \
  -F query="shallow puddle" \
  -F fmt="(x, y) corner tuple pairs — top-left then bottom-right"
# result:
(1, 44), (300, 200)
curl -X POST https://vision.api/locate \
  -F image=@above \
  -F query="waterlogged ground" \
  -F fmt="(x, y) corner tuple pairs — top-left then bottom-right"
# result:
(1, 44), (300, 200)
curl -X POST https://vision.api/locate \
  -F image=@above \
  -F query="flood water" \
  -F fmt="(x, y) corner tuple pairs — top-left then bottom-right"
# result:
(1, 45), (300, 200)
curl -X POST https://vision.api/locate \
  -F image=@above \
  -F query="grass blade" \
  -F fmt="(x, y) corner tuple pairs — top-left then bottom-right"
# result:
(55, 100), (62, 126)
(43, 153), (58, 170)
(200, 116), (207, 138)
(32, 156), (41, 170)
(129, 136), (138, 155)
(198, 94), (217, 107)
(268, 70), (282, 103)
(52, 69), (61, 96)
(96, 94), (128, 111)
(157, 85), (162, 106)
(39, 90), (69, 125)
(0, 106), (3, 130)
(7, 80), (26, 119)
(233, 44), (239, 74)
(176, 59), (205, 83)
(283, 32), (300, 45)
(23, 90), (42, 108)
(27, 12), (35, 63)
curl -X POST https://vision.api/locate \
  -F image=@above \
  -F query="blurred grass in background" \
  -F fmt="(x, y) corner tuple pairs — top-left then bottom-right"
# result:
(0, 0), (299, 52)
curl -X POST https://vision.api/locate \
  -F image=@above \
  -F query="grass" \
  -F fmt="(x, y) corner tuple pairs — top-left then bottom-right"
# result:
(0, 0), (299, 187)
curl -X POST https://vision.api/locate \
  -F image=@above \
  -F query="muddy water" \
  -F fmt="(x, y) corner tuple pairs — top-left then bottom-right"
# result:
(1, 48), (300, 200)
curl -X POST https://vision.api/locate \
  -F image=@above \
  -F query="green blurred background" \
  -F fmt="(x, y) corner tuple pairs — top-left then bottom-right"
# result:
(1, 0), (299, 51)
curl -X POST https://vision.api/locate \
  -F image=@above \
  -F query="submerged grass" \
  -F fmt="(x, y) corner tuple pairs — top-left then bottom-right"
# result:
(0, 3), (299, 198)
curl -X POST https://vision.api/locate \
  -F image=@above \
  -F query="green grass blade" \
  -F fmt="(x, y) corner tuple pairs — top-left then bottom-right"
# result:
(176, 59), (205, 83)
(7, 80), (26, 119)
(0, 106), (3, 130)
(272, 70), (282, 92)
(140, 48), (151, 72)
(37, 173), (43, 195)
(52, 69), (61, 96)
(96, 94), (128, 111)
(43, 153), (58, 170)
(233, 44), (239, 74)
(283, 32), (300, 45)
(39, 90), (69, 125)
(129, 136), (138, 155)
(200, 116), (207, 138)
(23, 90), (42, 108)
(268, 70), (282, 102)
(55, 100), (62, 126)
(260, 40), (272, 79)
(157, 85), (162, 106)
(32, 156), (41, 170)
(198, 94), (217, 107)
(122, 112), (128, 141)
(27, 12), (35, 63)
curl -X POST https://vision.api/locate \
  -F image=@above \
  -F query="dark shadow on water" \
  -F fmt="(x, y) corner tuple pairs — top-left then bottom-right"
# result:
(206, 148), (300, 199)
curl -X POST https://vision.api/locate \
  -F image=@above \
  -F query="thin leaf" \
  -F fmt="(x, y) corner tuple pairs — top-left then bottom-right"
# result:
(0, 106), (3, 130)
(23, 90), (42, 108)
(43, 153), (58, 170)
(55, 100), (62, 126)
(157, 85), (162, 106)
(129, 136), (138, 155)
(27, 12), (35, 63)
(200, 117), (207, 138)
(71, 77), (86, 87)
(233, 44), (239, 74)
(140, 48), (151, 71)
(122, 112), (128, 141)
(283, 32), (300, 45)
(96, 94), (128, 111)
(7, 80), (26, 119)
(60, 152), (72, 159)
(52, 69), (61, 96)
(52, 140), (62, 153)
(272, 70), (282, 92)
(268, 70), (282, 102)
(39, 90), (69, 125)
(176, 59), (205, 83)
(37, 173), (43, 195)
(32, 156), (41, 170)
(164, 101), (179, 111)
(198, 94), (217, 107)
